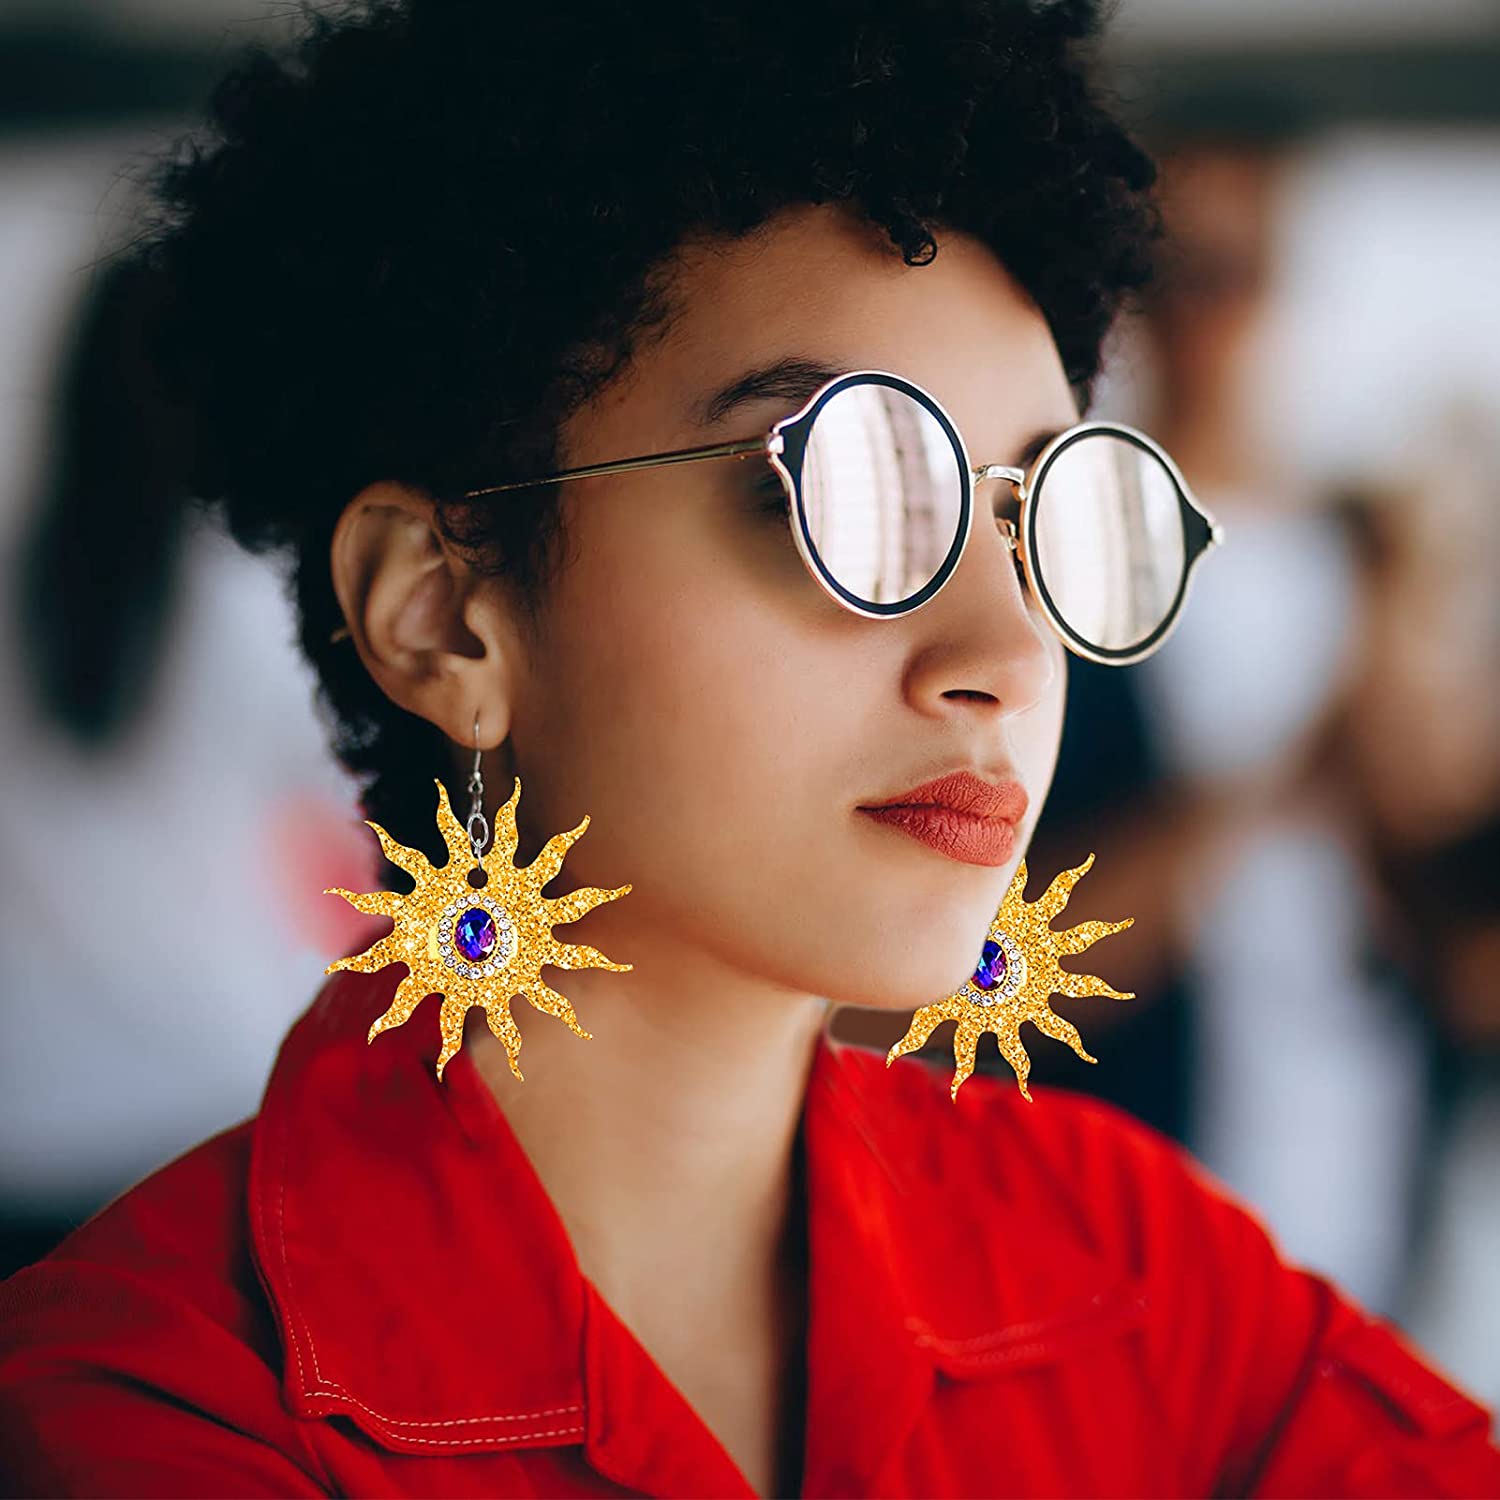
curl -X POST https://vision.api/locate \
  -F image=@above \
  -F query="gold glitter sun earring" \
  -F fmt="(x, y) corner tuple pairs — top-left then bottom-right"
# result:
(323, 713), (634, 1082)
(887, 853), (1134, 1102)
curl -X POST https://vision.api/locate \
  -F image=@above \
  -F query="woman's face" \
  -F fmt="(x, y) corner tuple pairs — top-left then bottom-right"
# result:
(489, 201), (1073, 1012)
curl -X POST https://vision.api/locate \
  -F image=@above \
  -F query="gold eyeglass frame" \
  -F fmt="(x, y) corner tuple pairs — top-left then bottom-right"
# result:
(333, 369), (1225, 664)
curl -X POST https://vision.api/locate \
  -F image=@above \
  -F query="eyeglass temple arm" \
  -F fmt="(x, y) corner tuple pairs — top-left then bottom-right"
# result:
(462, 434), (782, 499)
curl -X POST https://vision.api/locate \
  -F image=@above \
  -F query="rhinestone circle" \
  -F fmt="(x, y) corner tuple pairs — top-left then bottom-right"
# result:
(436, 893), (516, 979)
(960, 929), (1026, 1007)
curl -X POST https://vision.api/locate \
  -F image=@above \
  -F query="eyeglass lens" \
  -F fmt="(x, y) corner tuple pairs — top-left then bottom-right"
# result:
(1030, 432), (1187, 654)
(799, 383), (966, 609)
(795, 382), (1189, 653)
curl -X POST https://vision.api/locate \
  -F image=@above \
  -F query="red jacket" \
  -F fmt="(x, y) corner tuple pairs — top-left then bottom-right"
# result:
(2, 966), (1497, 1498)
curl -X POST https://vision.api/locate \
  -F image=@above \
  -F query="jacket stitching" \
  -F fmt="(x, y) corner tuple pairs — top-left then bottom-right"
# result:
(906, 1292), (1150, 1358)
(266, 1091), (584, 1444)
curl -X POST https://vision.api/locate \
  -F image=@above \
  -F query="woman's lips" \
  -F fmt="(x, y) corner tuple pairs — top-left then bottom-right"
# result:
(857, 769), (1028, 867)
(857, 804), (1018, 867)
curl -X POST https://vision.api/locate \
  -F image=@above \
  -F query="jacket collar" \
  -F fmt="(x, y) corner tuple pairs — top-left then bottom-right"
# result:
(251, 967), (1143, 1494)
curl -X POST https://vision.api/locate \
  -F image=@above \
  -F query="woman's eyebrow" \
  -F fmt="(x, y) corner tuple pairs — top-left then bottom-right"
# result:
(692, 356), (850, 427)
(694, 358), (1071, 469)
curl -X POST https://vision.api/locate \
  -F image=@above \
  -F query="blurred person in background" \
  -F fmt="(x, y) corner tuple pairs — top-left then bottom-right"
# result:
(0, 188), (383, 1278)
(1127, 127), (1431, 1320)
(1321, 406), (1500, 1403)
(2, 0), (1498, 1495)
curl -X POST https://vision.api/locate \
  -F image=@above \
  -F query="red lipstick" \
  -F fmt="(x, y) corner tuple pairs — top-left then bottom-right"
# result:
(857, 770), (1028, 868)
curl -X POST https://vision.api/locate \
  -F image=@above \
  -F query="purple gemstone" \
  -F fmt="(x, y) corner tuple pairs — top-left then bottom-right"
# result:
(454, 907), (497, 963)
(972, 939), (1007, 991)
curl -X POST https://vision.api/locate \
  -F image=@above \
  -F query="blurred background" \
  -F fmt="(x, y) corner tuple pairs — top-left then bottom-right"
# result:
(2, 0), (1497, 1414)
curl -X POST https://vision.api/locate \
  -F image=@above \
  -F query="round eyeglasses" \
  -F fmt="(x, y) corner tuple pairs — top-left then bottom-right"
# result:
(460, 368), (1226, 666)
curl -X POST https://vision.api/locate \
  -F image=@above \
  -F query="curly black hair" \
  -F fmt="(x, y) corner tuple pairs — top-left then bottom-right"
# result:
(131, 0), (1160, 876)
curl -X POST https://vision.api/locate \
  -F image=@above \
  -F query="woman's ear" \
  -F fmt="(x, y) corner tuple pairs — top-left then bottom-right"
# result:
(328, 480), (517, 748)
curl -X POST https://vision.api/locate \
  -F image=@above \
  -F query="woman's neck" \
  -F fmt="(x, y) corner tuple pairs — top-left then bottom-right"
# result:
(464, 935), (829, 1488)
(469, 947), (826, 1282)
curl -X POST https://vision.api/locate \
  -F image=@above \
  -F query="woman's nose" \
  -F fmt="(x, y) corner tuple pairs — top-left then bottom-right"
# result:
(899, 490), (1058, 719)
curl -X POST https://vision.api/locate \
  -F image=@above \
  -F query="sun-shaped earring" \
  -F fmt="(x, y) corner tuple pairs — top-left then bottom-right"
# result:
(887, 853), (1134, 1102)
(323, 717), (633, 1082)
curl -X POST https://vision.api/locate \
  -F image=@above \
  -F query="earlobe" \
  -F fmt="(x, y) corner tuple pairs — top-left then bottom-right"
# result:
(328, 479), (512, 746)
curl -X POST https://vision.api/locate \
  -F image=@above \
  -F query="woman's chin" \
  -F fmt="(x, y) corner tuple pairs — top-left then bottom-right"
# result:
(795, 951), (980, 1013)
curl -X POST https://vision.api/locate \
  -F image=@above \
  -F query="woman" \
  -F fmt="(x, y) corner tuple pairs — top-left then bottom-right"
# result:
(2, 0), (1497, 1495)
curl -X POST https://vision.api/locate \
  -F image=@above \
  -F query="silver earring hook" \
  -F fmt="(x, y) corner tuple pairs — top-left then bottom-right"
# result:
(466, 711), (489, 862)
